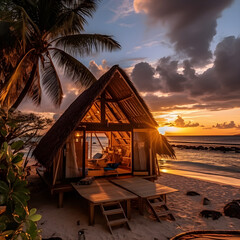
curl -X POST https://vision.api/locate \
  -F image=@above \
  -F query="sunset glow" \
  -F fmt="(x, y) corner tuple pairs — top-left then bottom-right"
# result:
(158, 126), (179, 135)
(17, 0), (240, 136)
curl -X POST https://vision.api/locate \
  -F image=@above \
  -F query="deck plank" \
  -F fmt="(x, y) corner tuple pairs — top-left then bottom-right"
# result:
(72, 179), (137, 204)
(111, 177), (178, 198)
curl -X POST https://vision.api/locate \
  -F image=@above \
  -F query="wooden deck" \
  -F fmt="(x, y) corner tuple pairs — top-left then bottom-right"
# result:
(111, 177), (178, 198)
(111, 177), (178, 215)
(71, 179), (137, 225)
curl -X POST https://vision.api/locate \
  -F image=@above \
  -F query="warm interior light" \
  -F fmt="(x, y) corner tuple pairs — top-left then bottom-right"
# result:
(161, 169), (168, 173)
(75, 132), (80, 137)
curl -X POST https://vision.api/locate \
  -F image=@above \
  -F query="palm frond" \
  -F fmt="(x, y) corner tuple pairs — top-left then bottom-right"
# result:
(28, 63), (41, 105)
(50, 48), (96, 87)
(36, 0), (63, 33)
(54, 34), (121, 56)
(42, 54), (63, 106)
(17, 5), (41, 37)
(0, 49), (36, 107)
(49, 0), (98, 37)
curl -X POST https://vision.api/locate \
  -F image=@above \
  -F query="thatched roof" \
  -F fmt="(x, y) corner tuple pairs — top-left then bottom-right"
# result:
(33, 65), (158, 167)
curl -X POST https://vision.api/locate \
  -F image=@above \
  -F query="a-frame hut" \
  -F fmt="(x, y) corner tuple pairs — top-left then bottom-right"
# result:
(33, 65), (175, 189)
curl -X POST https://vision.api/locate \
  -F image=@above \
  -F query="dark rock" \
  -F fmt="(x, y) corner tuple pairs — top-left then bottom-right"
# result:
(224, 200), (240, 219)
(197, 146), (204, 150)
(200, 210), (222, 220)
(202, 197), (211, 205)
(186, 191), (200, 196)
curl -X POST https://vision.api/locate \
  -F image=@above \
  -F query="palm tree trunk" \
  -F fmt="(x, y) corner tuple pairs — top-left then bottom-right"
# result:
(10, 63), (37, 111)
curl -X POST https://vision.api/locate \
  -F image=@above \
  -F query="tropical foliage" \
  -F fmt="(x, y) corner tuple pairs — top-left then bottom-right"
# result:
(0, 111), (41, 239)
(0, 109), (53, 148)
(0, 0), (121, 110)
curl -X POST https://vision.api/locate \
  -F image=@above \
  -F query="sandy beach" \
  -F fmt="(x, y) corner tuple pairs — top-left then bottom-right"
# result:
(29, 170), (240, 240)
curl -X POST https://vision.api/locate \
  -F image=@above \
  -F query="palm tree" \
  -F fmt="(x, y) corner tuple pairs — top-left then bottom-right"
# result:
(0, 0), (121, 110)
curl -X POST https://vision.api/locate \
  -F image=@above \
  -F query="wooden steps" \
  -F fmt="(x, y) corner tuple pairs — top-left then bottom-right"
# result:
(103, 208), (123, 215)
(146, 196), (175, 222)
(109, 218), (128, 226)
(100, 201), (131, 234)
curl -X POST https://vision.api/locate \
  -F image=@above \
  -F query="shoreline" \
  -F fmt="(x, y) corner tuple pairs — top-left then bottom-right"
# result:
(161, 169), (240, 188)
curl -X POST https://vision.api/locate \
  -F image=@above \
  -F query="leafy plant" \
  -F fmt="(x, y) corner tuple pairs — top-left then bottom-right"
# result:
(0, 112), (41, 239)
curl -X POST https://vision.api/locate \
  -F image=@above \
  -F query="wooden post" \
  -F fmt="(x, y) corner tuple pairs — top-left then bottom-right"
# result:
(149, 133), (153, 176)
(89, 202), (95, 225)
(58, 192), (64, 208)
(126, 200), (131, 219)
(131, 130), (134, 174)
(110, 132), (112, 148)
(94, 132), (104, 150)
(100, 93), (106, 124)
(82, 130), (86, 178)
(139, 197), (144, 215)
(90, 132), (92, 159)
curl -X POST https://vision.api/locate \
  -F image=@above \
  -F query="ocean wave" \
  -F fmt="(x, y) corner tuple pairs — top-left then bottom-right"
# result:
(161, 159), (240, 174)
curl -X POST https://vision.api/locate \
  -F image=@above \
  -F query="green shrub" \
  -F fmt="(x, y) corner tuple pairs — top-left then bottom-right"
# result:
(0, 110), (42, 240)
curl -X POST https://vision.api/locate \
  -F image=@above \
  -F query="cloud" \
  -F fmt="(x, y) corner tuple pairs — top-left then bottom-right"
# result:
(143, 93), (196, 111)
(131, 62), (160, 92)
(119, 57), (147, 64)
(109, 0), (135, 22)
(131, 36), (240, 112)
(88, 60), (110, 79)
(174, 116), (200, 128)
(212, 121), (240, 129)
(134, 0), (233, 65)
(156, 57), (189, 92)
(119, 23), (135, 28)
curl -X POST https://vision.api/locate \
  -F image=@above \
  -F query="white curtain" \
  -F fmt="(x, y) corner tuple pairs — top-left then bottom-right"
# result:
(134, 133), (147, 171)
(66, 133), (81, 178)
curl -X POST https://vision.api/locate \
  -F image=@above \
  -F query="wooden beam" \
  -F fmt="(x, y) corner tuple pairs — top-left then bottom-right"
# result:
(105, 89), (133, 125)
(118, 94), (134, 102)
(79, 122), (153, 130)
(53, 149), (61, 186)
(78, 123), (133, 131)
(100, 93), (106, 124)
(97, 94), (134, 103)
(117, 69), (158, 127)
(94, 132), (104, 150)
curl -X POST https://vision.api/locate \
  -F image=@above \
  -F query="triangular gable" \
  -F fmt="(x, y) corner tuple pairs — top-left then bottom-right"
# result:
(33, 65), (157, 167)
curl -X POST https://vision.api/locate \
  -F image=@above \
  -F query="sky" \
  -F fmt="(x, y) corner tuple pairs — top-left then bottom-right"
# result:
(20, 0), (240, 135)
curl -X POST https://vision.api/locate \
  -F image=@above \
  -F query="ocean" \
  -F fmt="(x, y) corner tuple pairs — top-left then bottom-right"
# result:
(164, 135), (240, 180)
(86, 135), (240, 181)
